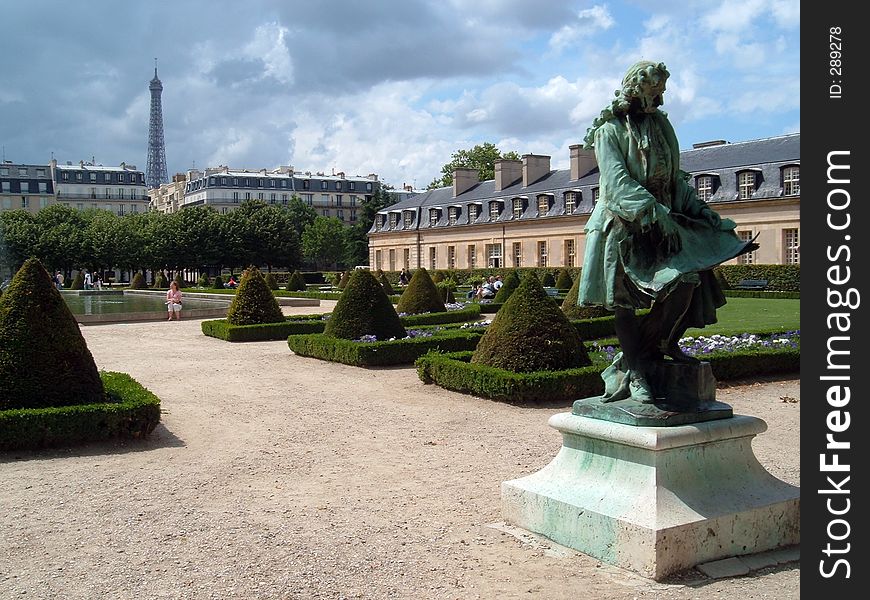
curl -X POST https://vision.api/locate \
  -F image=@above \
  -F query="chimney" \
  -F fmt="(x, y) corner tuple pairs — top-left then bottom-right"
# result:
(522, 154), (550, 187)
(569, 144), (597, 180)
(494, 159), (522, 191)
(452, 168), (479, 197)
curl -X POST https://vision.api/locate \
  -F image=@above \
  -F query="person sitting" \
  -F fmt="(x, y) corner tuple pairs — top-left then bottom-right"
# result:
(399, 268), (410, 286)
(226, 276), (238, 289)
(493, 275), (504, 291)
(466, 284), (480, 300)
(477, 278), (496, 300)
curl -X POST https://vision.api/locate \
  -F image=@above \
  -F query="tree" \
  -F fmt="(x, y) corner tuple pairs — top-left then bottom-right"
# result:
(286, 196), (318, 232)
(302, 217), (347, 269)
(345, 185), (397, 267)
(0, 210), (38, 272)
(428, 142), (520, 189)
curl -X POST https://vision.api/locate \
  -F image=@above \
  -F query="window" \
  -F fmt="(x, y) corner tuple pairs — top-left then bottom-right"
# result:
(349, 182), (356, 191)
(321, 193), (330, 206)
(232, 192), (239, 203)
(303, 194), (313, 206)
(350, 210), (356, 222)
(1, 181), (9, 193)
(280, 180), (286, 188)
(592, 188), (600, 204)
(117, 188), (125, 199)
(782, 166), (800, 196)
(20, 182), (29, 194)
(118, 205), (125, 216)
(467, 245), (476, 269)
(209, 177), (216, 185)
(36, 168), (45, 177)
(489, 201), (501, 219)
(512, 198), (524, 218)
(513, 242), (522, 267)
(448, 206), (459, 225)
(0, 167), (8, 175)
(403, 211), (413, 228)
(336, 181), (342, 191)
(336, 195), (343, 207)
(403, 248), (410, 269)
(105, 188), (111, 198)
(221, 207), (228, 214)
(486, 243), (502, 268)
(18, 167), (27, 176)
(337, 209), (344, 220)
(696, 175), (714, 202)
(564, 192), (576, 214)
(322, 209), (330, 217)
(62, 172), (69, 181)
(40, 197), (49, 208)
(89, 173), (97, 182)
(537, 241), (548, 267)
(20, 197), (27, 209)
(448, 246), (456, 269)
(131, 204), (138, 213)
(738, 172), (756, 200)
(302, 180), (310, 190)
(366, 182), (373, 192)
(77, 203), (84, 210)
(321, 180), (328, 190)
(564, 239), (576, 267)
(537, 195), (550, 215)
(2, 198), (11, 209)
(389, 213), (399, 229)
(429, 208), (440, 226)
(90, 187), (97, 199)
(270, 193), (277, 204)
(429, 246), (437, 270)
(117, 173), (124, 183)
(375, 250), (383, 271)
(349, 195), (358, 206)
(783, 228), (799, 264)
(389, 249), (396, 271)
(244, 192), (251, 201)
(468, 204), (480, 221)
(130, 190), (137, 200)
(256, 192), (263, 200)
(75, 172), (82, 181)
(282, 194), (289, 205)
(737, 231), (755, 264)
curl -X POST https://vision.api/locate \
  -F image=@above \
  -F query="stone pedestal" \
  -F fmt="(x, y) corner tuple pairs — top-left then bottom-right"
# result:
(502, 413), (800, 580)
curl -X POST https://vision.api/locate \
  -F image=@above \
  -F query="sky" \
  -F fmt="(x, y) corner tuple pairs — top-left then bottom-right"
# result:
(0, 0), (799, 190)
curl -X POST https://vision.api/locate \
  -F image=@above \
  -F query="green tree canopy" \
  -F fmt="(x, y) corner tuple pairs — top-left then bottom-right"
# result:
(302, 217), (347, 269)
(428, 142), (520, 189)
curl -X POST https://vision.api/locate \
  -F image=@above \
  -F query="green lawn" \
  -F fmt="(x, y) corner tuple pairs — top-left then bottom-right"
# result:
(685, 297), (800, 337)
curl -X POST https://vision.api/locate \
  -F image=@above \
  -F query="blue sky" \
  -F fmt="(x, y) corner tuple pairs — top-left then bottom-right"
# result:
(0, 0), (799, 189)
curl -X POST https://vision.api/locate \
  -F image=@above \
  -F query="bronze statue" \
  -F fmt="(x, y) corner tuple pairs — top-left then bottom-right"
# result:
(578, 61), (757, 404)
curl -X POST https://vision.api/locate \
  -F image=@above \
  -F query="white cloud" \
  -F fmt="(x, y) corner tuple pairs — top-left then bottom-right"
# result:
(549, 5), (615, 52)
(244, 22), (294, 85)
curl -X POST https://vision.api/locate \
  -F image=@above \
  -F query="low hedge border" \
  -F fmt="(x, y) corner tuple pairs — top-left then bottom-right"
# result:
(287, 329), (485, 367)
(415, 344), (799, 404)
(723, 290), (800, 299)
(0, 372), (162, 450)
(400, 304), (481, 326)
(202, 317), (329, 341)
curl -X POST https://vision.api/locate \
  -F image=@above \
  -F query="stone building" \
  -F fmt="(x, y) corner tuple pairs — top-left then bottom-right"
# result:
(50, 159), (149, 215)
(0, 161), (55, 213)
(368, 133), (800, 271)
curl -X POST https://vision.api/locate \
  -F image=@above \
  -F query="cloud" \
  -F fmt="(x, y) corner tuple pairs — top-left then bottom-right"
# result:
(549, 5), (615, 52)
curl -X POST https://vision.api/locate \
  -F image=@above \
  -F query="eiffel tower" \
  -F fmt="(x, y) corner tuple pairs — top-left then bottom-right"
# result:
(146, 60), (168, 189)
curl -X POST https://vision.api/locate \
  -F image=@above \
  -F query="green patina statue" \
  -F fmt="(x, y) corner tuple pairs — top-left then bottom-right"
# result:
(578, 61), (757, 406)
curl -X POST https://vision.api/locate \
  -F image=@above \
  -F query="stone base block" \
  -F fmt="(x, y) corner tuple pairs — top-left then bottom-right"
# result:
(502, 413), (800, 580)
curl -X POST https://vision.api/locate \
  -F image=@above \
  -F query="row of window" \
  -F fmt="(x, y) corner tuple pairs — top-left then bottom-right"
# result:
(60, 171), (144, 184)
(192, 176), (374, 194)
(1, 181), (49, 194)
(1, 197), (52, 210)
(0, 166), (48, 177)
(735, 228), (800, 265)
(695, 165), (799, 201)
(374, 240), (579, 271)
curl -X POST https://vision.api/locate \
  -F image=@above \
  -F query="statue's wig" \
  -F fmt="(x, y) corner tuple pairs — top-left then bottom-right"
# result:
(583, 61), (670, 148)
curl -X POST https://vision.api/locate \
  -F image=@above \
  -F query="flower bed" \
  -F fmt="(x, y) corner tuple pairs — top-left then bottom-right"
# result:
(287, 329), (484, 367)
(399, 304), (481, 326)
(416, 332), (800, 404)
(0, 372), (162, 450)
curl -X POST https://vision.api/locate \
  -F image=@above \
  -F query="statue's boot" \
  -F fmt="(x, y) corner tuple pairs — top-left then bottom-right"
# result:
(651, 282), (700, 364)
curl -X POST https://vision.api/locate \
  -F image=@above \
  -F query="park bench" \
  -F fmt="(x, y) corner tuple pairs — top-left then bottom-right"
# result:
(734, 278), (768, 290)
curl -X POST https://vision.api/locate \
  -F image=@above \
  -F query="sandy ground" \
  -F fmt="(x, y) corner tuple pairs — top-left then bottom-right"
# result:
(0, 301), (799, 599)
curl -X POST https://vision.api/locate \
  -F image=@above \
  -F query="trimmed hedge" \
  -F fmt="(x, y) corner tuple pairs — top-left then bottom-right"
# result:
(286, 271), (307, 292)
(416, 343), (799, 404)
(493, 271), (520, 303)
(226, 267), (285, 326)
(69, 271), (84, 290)
(325, 269), (406, 340)
(555, 269), (573, 291)
(212, 275), (224, 290)
(287, 329), (484, 367)
(723, 290), (800, 299)
(0, 371), (162, 450)
(264, 273), (279, 290)
(396, 267), (446, 315)
(715, 264), (800, 291)
(173, 273), (186, 289)
(130, 272), (147, 289)
(202, 317), (328, 342)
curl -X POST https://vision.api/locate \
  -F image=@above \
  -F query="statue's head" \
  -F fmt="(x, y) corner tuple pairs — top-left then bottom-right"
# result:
(620, 61), (669, 113)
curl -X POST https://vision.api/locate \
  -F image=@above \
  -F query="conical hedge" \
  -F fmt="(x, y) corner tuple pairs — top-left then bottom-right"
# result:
(437, 283), (456, 304)
(561, 276), (612, 320)
(0, 258), (104, 410)
(173, 273), (186, 289)
(130, 272), (147, 289)
(212, 275), (224, 290)
(225, 267), (285, 325)
(324, 270), (406, 340)
(197, 273), (211, 288)
(555, 269), (573, 290)
(541, 271), (556, 287)
(377, 270), (395, 295)
(472, 273), (590, 373)
(336, 271), (350, 290)
(70, 271), (84, 290)
(395, 267), (446, 315)
(493, 271), (520, 303)
(154, 271), (169, 288)
(264, 272), (279, 290)
(286, 270), (306, 292)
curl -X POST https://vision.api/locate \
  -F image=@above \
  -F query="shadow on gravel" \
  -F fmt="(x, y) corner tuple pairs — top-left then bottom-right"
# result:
(0, 422), (185, 464)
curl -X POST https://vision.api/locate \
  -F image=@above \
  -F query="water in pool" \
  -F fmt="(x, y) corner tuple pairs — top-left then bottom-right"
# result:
(63, 292), (230, 315)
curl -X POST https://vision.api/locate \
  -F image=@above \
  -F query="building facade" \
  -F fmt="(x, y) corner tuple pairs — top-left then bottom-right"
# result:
(0, 161), (55, 213)
(368, 134), (800, 271)
(155, 166), (380, 225)
(51, 159), (149, 215)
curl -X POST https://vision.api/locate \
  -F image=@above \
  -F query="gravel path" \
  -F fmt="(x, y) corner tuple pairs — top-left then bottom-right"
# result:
(0, 303), (799, 599)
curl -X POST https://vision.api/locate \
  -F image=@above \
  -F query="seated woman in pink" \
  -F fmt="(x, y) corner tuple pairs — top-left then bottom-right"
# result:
(166, 281), (183, 321)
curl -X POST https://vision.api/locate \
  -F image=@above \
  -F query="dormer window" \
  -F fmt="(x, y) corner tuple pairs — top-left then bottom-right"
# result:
(489, 201), (501, 219)
(429, 208), (440, 226)
(448, 206), (459, 225)
(389, 213), (399, 229)
(592, 187), (600, 205)
(537, 194), (551, 215)
(738, 171), (757, 200)
(564, 191), (577, 214)
(695, 174), (718, 202)
(468, 204), (480, 221)
(321, 180), (328, 190)
(512, 197), (525, 218)
(782, 166), (800, 196)
(403, 211), (413, 228)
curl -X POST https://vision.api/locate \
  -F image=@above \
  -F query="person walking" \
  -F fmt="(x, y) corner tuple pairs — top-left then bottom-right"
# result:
(83, 269), (92, 290)
(166, 280), (183, 321)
